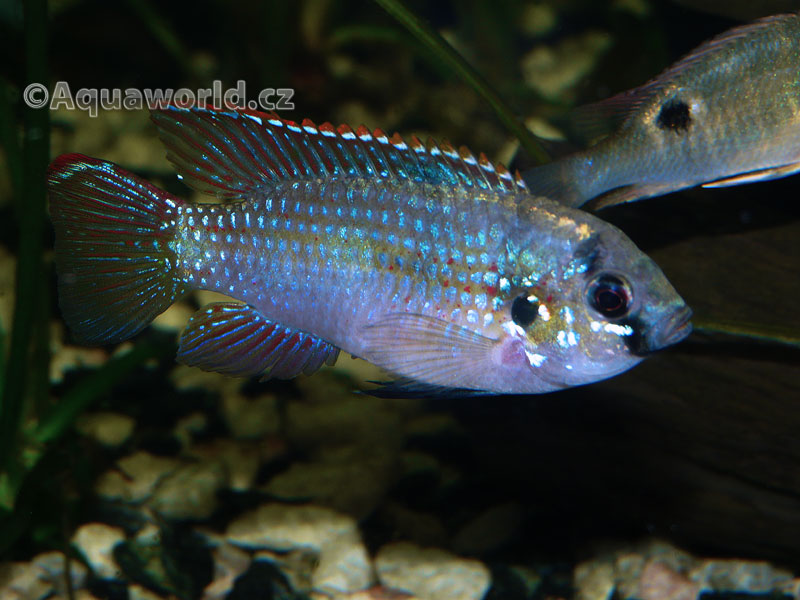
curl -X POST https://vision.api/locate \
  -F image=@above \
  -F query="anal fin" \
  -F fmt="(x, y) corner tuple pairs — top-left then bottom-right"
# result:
(178, 302), (339, 380)
(702, 162), (800, 188)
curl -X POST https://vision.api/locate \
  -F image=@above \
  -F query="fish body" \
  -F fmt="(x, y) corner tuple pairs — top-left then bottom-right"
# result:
(524, 13), (800, 208)
(48, 106), (691, 395)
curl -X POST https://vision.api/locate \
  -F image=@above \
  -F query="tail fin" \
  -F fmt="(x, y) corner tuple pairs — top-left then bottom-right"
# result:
(48, 154), (186, 345)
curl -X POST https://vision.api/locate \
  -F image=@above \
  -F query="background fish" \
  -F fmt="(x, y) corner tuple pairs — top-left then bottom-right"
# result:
(48, 106), (690, 396)
(523, 12), (800, 208)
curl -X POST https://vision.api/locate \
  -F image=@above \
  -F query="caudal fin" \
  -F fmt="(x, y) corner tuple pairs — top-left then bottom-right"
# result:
(48, 154), (186, 345)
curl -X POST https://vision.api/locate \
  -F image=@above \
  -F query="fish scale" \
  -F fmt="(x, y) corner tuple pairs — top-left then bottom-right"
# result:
(47, 105), (691, 396)
(173, 178), (540, 351)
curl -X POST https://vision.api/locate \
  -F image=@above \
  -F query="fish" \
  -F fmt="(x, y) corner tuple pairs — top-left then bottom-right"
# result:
(47, 105), (691, 396)
(671, 0), (800, 22)
(522, 13), (800, 209)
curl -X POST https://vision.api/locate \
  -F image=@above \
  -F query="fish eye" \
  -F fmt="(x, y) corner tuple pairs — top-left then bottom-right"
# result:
(587, 274), (632, 319)
(511, 295), (539, 328)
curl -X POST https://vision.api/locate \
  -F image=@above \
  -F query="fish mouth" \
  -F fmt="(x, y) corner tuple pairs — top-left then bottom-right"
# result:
(625, 305), (692, 357)
(650, 305), (693, 351)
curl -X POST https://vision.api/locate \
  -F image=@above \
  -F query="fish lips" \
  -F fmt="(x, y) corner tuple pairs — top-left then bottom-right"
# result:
(625, 305), (693, 357)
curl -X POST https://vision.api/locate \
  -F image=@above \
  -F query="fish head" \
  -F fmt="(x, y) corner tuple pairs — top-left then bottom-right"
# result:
(496, 221), (691, 392)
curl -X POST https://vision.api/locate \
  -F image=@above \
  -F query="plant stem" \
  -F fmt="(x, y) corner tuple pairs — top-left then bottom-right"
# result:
(0, 78), (23, 203)
(0, 0), (49, 471)
(371, 0), (550, 165)
(124, 0), (199, 79)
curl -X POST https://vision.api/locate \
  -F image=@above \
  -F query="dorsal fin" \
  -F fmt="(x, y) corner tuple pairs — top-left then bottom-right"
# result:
(645, 13), (793, 86)
(150, 105), (527, 199)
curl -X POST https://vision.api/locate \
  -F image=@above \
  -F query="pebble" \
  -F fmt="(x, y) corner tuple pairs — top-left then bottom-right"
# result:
(47, 592), (100, 600)
(637, 561), (700, 600)
(285, 395), (405, 451)
(253, 549), (317, 594)
(201, 543), (252, 600)
(0, 562), (53, 600)
(376, 503), (448, 548)
(521, 31), (613, 102)
(151, 301), (194, 335)
(311, 587), (418, 600)
(187, 439), (262, 491)
(127, 584), (164, 600)
(690, 558), (796, 594)
(75, 412), (135, 447)
(49, 344), (108, 384)
(574, 560), (615, 600)
(451, 502), (524, 555)
(170, 363), (240, 395)
(94, 451), (182, 503)
(520, 2), (557, 37)
(312, 530), (374, 594)
(574, 539), (800, 600)
(221, 392), (281, 440)
(148, 460), (228, 519)
(0, 552), (89, 600)
(375, 542), (491, 600)
(71, 524), (125, 579)
(263, 448), (396, 519)
(226, 504), (372, 595)
(172, 412), (209, 449)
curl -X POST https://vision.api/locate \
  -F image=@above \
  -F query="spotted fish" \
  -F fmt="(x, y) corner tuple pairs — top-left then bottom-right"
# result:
(523, 13), (800, 208)
(47, 106), (691, 396)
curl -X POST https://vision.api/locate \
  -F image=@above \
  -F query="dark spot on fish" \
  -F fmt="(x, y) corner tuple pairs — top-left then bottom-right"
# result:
(657, 98), (691, 132)
(619, 315), (648, 356)
(511, 295), (539, 328)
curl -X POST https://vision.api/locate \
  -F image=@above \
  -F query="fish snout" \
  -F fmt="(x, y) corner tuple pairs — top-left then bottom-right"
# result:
(651, 304), (693, 351)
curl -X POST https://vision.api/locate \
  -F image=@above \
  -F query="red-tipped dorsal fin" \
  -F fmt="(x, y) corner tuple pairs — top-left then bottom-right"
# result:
(150, 105), (528, 199)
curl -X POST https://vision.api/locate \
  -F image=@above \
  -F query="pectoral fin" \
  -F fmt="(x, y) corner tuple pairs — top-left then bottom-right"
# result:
(363, 378), (490, 399)
(588, 182), (679, 209)
(702, 162), (800, 188)
(361, 312), (497, 392)
(179, 302), (339, 379)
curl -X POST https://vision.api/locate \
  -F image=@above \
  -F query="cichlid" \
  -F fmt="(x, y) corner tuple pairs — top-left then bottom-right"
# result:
(523, 13), (800, 209)
(48, 106), (691, 396)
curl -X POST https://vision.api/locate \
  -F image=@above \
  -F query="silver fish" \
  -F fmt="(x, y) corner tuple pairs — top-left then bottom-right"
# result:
(47, 106), (691, 396)
(524, 13), (800, 208)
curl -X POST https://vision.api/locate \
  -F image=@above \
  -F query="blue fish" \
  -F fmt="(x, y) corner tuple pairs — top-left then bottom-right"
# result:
(47, 106), (691, 396)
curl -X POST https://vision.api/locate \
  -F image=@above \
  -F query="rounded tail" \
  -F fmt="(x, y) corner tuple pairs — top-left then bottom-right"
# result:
(48, 154), (186, 344)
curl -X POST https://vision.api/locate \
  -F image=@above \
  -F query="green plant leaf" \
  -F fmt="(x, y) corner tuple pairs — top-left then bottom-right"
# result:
(33, 341), (175, 445)
(0, 0), (49, 476)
